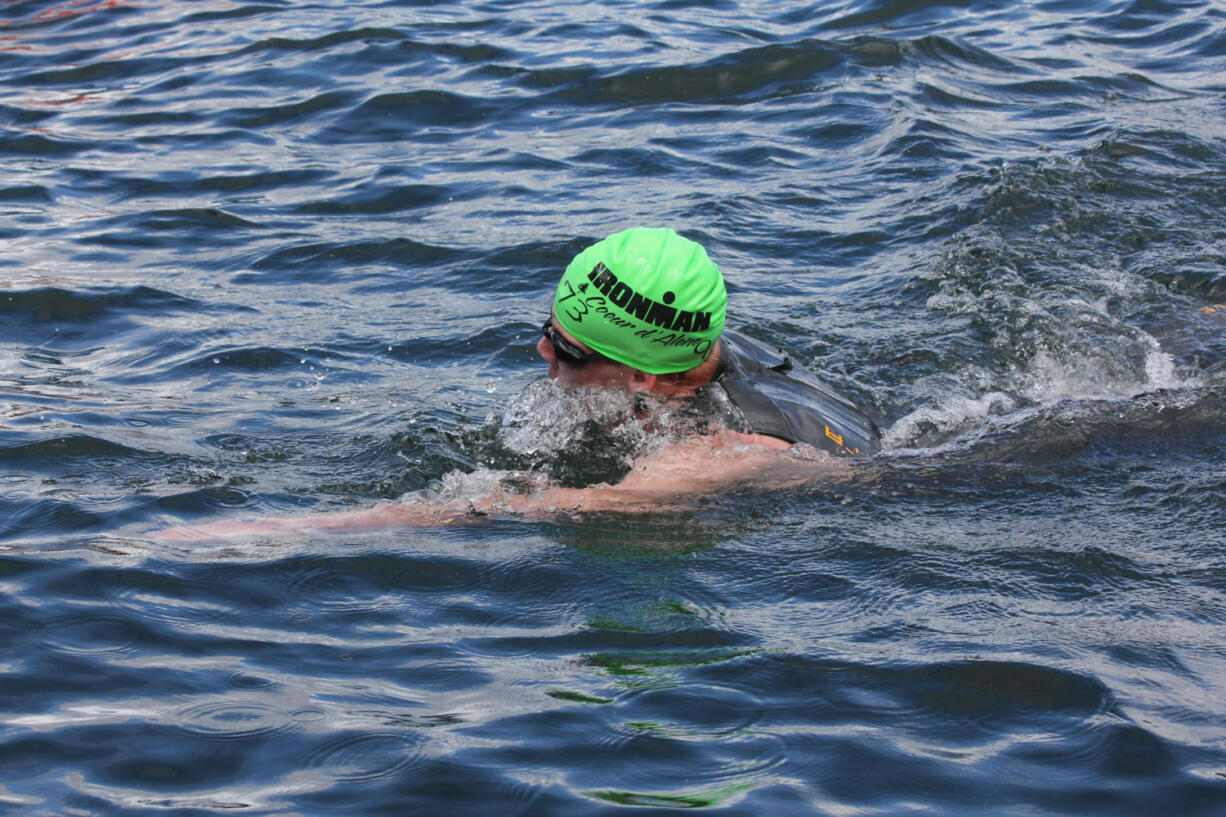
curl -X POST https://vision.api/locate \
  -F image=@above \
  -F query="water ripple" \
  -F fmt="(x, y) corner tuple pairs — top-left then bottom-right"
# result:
(2, 0), (1225, 814)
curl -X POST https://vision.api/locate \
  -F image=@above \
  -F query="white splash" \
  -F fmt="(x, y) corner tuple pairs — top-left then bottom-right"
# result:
(495, 377), (648, 458)
(884, 391), (1017, 451)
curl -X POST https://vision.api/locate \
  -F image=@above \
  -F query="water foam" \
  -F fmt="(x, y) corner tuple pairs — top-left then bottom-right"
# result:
(889, 155), (1209, 453)
(408, 379), (688, 507)
(496, 377), (648, 461)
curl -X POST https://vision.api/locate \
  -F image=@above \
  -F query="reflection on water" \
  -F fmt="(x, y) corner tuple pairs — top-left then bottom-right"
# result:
(1, 0), (1226, 814)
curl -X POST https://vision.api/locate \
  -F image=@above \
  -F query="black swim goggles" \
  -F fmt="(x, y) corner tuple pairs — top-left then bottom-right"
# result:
(542, 318), (611, 366)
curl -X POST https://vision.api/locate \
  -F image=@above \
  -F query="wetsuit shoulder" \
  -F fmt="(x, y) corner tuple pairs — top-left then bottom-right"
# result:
(711, 329), (881, 457)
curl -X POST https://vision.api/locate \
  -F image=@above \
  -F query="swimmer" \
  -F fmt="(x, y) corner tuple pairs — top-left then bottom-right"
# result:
(155, 228), (880, 539)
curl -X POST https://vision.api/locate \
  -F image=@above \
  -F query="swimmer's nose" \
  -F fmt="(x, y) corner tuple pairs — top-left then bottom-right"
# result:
(536, 335), (559, 377)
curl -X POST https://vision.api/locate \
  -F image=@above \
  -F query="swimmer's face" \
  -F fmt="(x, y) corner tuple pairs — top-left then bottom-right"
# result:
(537, 314), (639, 390)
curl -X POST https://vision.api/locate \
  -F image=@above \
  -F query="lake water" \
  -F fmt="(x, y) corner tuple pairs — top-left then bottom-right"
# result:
(2, 0), (1225, 814)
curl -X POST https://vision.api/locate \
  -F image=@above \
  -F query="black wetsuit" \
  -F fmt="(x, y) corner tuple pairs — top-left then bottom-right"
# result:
(706, 330), (881, 457)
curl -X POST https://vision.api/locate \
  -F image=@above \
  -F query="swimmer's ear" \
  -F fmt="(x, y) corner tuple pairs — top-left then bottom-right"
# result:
(632, 371), (660, 394)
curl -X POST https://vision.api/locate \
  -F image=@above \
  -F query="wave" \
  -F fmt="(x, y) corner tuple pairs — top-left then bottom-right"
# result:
(0, 285), (202, 324)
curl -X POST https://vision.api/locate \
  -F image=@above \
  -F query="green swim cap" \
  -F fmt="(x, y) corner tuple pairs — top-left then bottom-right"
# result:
(551, 228), (727, 374)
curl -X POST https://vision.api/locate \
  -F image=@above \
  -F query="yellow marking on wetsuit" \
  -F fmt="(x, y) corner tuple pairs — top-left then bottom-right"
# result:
(825, 425), (843, 447)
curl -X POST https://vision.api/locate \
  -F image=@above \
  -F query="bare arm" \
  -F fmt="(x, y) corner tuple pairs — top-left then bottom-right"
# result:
(152, 431), (838, 540)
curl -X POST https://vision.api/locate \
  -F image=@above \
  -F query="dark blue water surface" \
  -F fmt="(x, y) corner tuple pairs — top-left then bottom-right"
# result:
(3, 0), (1226, 813)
